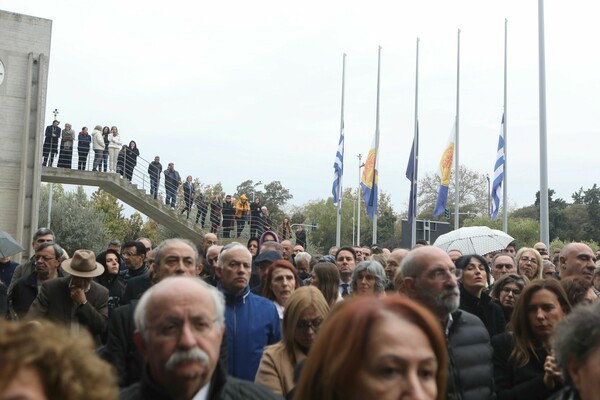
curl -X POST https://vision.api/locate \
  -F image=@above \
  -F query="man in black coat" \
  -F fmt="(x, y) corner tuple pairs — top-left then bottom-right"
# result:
(221, 195), (235, 238)
(120, 276), (281, 400)
(402, 246), (496, 400)
(147, 156), (162, 200)
(42, 120), (61, 167)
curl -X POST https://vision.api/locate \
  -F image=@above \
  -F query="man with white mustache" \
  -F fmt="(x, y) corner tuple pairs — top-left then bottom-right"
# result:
(401, 246), (495, 400)
(121, 277), (281, 399)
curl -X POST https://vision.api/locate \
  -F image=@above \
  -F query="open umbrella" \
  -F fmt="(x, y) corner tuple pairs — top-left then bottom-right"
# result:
(433, 226), (514, 256)
(0, 231), (25, 258)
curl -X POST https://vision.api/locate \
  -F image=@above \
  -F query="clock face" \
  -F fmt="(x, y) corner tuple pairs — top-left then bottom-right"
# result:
(0, 60), (4, 86)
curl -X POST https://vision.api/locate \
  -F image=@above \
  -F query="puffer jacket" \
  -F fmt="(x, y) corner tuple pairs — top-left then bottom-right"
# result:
(92, 128), (105, 150)
(218, 284), (281, 382)
(446, 310), (496, 400)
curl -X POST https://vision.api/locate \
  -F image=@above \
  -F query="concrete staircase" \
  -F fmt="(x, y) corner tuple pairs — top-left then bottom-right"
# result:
(40, 167), (204, 242)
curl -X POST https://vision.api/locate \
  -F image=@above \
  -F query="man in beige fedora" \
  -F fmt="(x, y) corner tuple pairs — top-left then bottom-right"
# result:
(28, 249), (109, 344)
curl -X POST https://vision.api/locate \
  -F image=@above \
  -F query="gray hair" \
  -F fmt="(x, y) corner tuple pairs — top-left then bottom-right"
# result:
(492, 252), (514, 267)
(33, 227), (55, 242)
(134, 277), (225, 342)
(261, 241), (283, 254)
(551, 301), (600, 382)
(154, 238), (199, 269)
(217, 242), (250, 269)
(351, 260), (387, 293)
(294, 251), (311, 264)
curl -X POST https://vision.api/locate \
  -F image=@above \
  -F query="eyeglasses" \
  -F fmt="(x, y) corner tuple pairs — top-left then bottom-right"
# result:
(35, 238), (54, 244)
(494, 263), (514, 270)
(35, 255), (56, 262)
(520, 256), (538, 265)
(248, 244), (258, 249)
(429, 268), (462, 281)
(122, 252), (139, 257)
(296, 318), (323, 332)
(501, 287), (522, 296)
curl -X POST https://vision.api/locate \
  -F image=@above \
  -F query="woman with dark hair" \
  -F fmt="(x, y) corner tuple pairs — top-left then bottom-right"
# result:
(311, 262), (340, 307)
(116, 144), (127, 177)
(250, 197), (262, 237)
(559, 275), (598, 307)
(255, 286), (330, 396)
(492, 279), (572, 399)
(95, 249), (125, 315)
(262, 260), (300, 319)
(124, 140), (139, 182)
(295, 296), (448, 400)
(455, 254), (506, 337)
(100, 126), (110, 172)
(350, 260), (387, 297)
(247, 237), (260, 259)
(491, 273), (529, 324)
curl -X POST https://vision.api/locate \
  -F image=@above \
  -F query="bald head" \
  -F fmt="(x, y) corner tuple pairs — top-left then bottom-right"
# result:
(386, 249), (409, 281)
(201, 233), (218, 254)
(560, 242), (596, 282)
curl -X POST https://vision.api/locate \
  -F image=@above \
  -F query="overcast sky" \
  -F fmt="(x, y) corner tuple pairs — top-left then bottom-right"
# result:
(4, 1), (600, 216)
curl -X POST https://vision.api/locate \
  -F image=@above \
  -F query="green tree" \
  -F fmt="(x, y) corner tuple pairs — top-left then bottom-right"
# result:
(463, 216), (540, 248)
(416, 165), (489, 229)
(235, 180), (293, 225)
(39, 185), (109, 255)
(582, 184), (600, 242)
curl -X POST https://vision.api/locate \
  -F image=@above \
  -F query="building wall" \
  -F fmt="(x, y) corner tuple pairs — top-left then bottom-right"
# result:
(0, 10), (52, 259)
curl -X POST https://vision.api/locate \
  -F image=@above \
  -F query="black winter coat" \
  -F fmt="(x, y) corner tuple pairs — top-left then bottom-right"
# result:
(492, 332), (561, 400)
(459, 285), (506, 338)
(446, 310), (496, 400)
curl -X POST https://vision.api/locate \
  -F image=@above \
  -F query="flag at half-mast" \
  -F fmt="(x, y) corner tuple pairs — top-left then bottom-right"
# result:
(491, 114), (505, 219)
(406, 123), (419, 224)
(360, 134), (379, 219)
(433, 123), (456, 217)
(332, 125), (344, 206)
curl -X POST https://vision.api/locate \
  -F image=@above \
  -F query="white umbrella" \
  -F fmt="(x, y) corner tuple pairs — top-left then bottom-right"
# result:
(433, 226), (514, 256)
(0, 231), (25, 258)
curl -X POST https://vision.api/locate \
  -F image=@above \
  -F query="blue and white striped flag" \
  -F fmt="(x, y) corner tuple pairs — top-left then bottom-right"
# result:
(332, 127), (344, 205)
(491, 115), (505, 219)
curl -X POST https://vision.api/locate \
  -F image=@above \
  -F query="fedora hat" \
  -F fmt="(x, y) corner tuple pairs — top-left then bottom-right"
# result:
(61, 249), (104, 278)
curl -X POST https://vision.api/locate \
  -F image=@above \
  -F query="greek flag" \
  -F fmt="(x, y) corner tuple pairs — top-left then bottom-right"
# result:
(491, 115), (505, 219)
(332, 127), (344, 205)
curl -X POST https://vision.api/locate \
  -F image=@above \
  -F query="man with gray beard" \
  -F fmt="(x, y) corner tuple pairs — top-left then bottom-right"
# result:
(120, 277), (281, 400)
(401, 246), (495, 400)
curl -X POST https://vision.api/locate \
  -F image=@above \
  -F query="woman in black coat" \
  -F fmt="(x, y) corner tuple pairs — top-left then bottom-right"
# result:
(124, 140), (139, 182)
(492, 279), (571, 400)
(455, 254), (506, 338)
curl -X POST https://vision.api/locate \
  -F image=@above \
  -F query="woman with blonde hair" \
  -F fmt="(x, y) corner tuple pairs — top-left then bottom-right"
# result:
(255, 286), (330, 397)
(0, 320), (118, 400)
(515, 247), (544, 280)
(279, 217), (292, 241)
(295, 296), (448, 400)
(107, 126), (122, 173)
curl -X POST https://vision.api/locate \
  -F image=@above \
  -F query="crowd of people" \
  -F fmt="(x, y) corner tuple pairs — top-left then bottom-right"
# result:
(1, 226), (600, 399)
(41, 121), (310, 243)
(42, 120), (140, 181)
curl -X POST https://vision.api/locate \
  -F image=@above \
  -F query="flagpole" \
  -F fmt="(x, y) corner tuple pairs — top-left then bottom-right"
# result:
(372, 46), (381, 244)
(502, 19), (509, 232)
(335, 53), (346, 247)
(538, 0), (550, 246)
(454, 29), (461, 229)
(411, 38), (420, 248)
